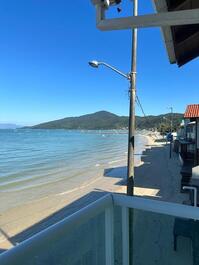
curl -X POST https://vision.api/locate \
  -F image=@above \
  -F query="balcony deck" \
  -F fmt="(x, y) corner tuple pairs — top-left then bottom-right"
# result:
(0, 193), (199, 265)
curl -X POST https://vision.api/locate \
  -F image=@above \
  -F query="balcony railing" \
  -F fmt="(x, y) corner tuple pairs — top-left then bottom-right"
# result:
(0, 193), (199, 265)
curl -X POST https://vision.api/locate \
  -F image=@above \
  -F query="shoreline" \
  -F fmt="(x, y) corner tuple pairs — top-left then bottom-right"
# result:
(0, 132), (149, 213)
(0, 132), (155, 250)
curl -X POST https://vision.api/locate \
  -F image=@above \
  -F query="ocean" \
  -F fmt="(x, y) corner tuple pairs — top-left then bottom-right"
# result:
(0, 129), (148, 211)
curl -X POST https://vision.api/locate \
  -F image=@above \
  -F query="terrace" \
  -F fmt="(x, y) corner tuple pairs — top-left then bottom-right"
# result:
(0, 193), (199, 265)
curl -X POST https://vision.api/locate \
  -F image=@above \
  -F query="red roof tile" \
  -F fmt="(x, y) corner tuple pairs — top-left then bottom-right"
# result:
(184, 104), (199, 118)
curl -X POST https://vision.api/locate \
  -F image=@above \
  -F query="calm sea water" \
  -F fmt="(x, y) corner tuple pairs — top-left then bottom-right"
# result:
(0, 129), (147, 193)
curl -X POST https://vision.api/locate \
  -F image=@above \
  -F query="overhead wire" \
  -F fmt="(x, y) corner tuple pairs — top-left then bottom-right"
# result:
(136, 95), (146, 117)
(135, 94), (158, 139)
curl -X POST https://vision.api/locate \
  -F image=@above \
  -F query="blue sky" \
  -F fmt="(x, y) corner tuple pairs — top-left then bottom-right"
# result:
(0, 1), (198, 125)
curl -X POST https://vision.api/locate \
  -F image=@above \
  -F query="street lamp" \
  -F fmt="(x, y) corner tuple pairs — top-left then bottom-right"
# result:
(89, 60), (130, 80)
(89, 60), (99, 68)
(89, 0), (138, 199)
(89, 59), (136, 198)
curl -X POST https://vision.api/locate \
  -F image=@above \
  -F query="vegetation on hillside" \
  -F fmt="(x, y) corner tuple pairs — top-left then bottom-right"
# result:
(136, 113), (183, 133)
(29, 111), (183, 131)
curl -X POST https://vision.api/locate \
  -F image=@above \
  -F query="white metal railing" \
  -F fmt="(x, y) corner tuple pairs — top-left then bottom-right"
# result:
(1, 193), (199, 265)
(114, 194), (199, 220)
(0, 194), (113, 265)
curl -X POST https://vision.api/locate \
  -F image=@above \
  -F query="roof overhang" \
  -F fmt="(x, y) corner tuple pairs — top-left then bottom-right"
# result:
(153, 0), (199, 66)
(153, 0), (176, 64)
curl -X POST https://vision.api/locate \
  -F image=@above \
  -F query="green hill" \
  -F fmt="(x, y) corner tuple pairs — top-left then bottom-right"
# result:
(29, 111), (183, 131)
(136, 113), (184, 132)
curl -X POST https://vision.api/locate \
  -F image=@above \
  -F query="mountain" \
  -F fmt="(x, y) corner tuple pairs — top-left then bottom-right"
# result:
(28, 111), (183, 131)
(0, 123), (21, 129)
(30, 111), (128, 130)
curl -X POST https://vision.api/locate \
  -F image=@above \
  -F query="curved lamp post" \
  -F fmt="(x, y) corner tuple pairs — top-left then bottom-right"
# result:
(89, 59), (136, 197)
(89, 60), (130, 80)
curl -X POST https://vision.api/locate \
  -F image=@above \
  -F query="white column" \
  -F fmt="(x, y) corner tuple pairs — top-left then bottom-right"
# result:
(105, 206), (114, 265)
(122, 207), (130, 265)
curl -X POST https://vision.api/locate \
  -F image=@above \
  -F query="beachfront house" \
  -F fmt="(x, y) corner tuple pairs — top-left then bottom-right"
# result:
(178, 105), (199, 207)
(184, 104), (199, 166)
(179, 105), (199, 166)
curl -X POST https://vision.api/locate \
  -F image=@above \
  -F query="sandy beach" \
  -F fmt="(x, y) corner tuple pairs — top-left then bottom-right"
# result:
(0, 133), (189, 254)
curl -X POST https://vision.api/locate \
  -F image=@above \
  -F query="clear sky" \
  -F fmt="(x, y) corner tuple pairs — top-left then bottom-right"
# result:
(0, 1), (198, 125)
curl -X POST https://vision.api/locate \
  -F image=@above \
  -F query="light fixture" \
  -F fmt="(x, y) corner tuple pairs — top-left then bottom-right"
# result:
(105, 0), (121, 6)
(91, 0), (121, 9)
(88, 60), (100, 68)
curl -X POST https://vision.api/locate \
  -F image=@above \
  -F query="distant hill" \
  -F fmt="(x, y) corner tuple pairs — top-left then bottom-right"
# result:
(0, 123), (21, 129)
(136, 113), (184, 131)
(28, 111), (183, 131)
(30, 111), (128, 130)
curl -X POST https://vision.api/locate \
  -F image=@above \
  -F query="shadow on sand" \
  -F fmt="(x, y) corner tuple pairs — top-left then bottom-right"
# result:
(0, 190), (108, 252)
(104, 143), (181, 201)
